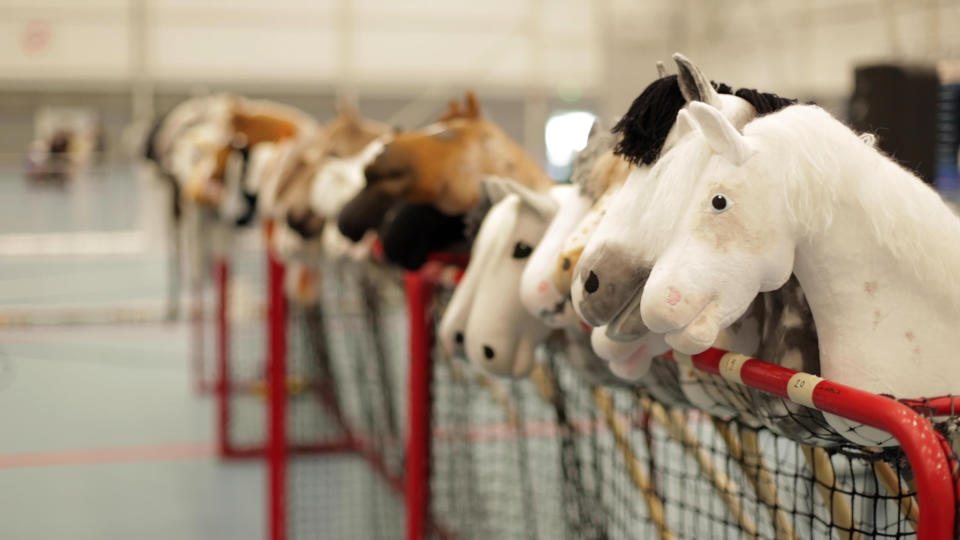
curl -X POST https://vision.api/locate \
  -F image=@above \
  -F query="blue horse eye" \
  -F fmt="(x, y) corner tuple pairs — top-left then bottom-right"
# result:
(512, 241), (533, 259)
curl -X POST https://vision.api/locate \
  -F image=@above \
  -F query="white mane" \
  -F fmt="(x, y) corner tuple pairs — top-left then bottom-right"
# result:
(748, 105), (960, 301)
(646, 104), (960, 303)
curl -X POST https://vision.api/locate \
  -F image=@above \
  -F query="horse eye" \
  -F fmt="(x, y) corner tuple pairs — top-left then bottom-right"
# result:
(711, 194), (731, 213)
(512, 241), (533, 259)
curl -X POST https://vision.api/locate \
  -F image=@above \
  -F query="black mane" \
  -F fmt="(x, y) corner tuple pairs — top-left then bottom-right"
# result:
(611, 75), (734, 166)
(733, 88), (797, 116)
(143, 108), (173, 162)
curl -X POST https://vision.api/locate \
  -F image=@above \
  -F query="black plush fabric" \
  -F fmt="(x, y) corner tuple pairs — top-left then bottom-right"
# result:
(232, 146), (259, 227)
(612, 76), (799, 166)
(143, 114), (166, 163)
(734, 88), (798, 117)
(612, 76), (733, 166)
(338, 188), (399, 242)
(379, 202), (468, 271)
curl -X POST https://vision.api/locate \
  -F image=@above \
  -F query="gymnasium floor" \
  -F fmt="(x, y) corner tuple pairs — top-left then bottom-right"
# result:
(0, 164), (264, 540)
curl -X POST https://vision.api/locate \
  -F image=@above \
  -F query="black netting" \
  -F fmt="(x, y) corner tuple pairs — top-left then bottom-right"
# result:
(221, 235), (269, 454)
(190, 265), (217, 393)
(286, 258), (408, 540)
(274, 261), (960, 540)
(424, 279), (960, 540)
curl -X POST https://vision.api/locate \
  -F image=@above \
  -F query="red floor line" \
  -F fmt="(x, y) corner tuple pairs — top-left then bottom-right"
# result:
(0, 442), (216, 469)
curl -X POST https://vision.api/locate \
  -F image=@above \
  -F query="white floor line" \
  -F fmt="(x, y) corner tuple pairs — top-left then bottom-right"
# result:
(0, 231), (147, 256)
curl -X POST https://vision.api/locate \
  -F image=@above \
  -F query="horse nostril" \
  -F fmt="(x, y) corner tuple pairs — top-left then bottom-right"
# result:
(562, 258), (571, 270)
(584, 271), (599, 294)
(455, 332), (464, 344)
(482, 345), (495, 359)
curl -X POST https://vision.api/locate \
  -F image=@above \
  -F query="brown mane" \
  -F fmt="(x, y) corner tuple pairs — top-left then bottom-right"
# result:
(207, 102), (309, 184)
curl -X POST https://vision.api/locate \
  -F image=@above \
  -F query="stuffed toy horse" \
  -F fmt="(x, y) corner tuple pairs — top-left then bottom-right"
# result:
(637, 100), (960, 446)
(337, 92), (554, 260)
(269, 99), (393, 303)
(170, 98), (318, 223)
(520, 119), (617, 329)
(216, 100), (319, 225)
(510, 125), (685, 400)
(566, 55), (847, 447)
(270, 97), (392, 264)
(439, 177), (564, 378)
(145, 94), (237, 172)
(142, 94), (238, 319)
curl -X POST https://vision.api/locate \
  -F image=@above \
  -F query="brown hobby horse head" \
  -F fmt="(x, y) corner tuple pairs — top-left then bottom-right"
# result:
(183, 99), (316, 226)
(273, 97), (394, 243)
(337, 91), (553, 243)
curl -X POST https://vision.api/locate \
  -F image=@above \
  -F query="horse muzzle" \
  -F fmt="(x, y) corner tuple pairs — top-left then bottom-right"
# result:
(286, 208), (324, 239)
(571, 246), (650, 328)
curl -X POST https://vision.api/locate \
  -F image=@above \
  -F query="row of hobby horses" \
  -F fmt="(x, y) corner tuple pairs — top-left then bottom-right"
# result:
(142, 53), (960, 452)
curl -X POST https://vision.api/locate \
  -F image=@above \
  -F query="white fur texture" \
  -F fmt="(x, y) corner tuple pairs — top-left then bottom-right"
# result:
(640, 102), (960, 445)
(438, 180), (563, 378)
(519, 187), (593, 328)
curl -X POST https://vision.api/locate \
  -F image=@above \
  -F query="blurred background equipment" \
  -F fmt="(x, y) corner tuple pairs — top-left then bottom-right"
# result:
(26, 106), (102, 180)
(848, 63), (939, 184)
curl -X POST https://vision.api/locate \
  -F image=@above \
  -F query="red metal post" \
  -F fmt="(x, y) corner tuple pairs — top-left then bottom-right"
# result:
(214, 257), (231, 457)
(674, 348), (959, 539)
(267, 250), (288, 540)
(405, 270), (433, 540)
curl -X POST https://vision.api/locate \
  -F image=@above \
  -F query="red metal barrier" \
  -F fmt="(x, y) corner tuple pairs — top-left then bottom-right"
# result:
(267, 250), (287, 540)
(404, 270), (433, 540)
(669, 348), (960, 539)
(264, 255), (957, 539)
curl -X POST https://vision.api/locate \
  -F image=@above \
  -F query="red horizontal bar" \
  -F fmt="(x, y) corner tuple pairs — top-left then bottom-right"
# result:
(666, 348), (958, 539)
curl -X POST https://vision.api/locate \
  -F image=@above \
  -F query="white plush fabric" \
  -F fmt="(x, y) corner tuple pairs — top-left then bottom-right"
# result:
(166, 123), (231, 200)
(311, 139), (385, 219)
(271, 136), (388, 263)
(519, 186), (593, 328)
(438, 178), (563, 378)
(638, 101), (960, 445)
(567, 54), (769, 420)
(154, 94), (235, 165)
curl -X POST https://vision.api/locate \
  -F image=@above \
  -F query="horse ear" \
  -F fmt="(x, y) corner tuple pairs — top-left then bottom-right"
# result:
(673, 109), (696, 139)
(687, 102), (754, 165)
(482, 176), (557, 219)
(464, 91), (481, 117)
(587, 118), (605, 139)
(481, 176), (512, 205)
(336, 96), (361, 123)
(440, 99), (461, 121)
(656, 61), (668, 78)
(673, 53), (720, 107)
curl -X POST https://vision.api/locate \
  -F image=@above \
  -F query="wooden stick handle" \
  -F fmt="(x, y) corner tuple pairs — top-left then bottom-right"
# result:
(595, 389), (675, 540)
(738, 428), (798, 540)
(800, 446), (862, 540)
(639, 396), (759, 540)
(873, 460), (919, 531)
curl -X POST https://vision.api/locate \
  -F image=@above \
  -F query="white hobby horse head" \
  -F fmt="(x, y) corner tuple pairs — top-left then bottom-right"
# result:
(439, 177), (564, 378)
(639, 100), (960, 445)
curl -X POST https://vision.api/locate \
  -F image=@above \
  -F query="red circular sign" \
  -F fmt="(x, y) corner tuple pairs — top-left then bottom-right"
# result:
(22, 21), (51, 55)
